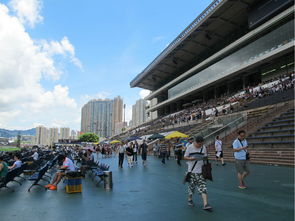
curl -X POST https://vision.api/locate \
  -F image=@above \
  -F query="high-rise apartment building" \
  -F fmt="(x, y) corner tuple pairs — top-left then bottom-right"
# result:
(49, 128), (59, 145)
(36, 126), (49, 146)
(112, 96), (123, 135)
(60, 127), (70, 140)
(132, 99), (147, 127)
(81, 99), (114, 138)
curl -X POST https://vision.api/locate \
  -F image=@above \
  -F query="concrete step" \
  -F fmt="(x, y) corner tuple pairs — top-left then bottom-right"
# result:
(266, 120), (294, 126)
(247, 135), (294, 142)
(208, 157), (294, 166)
(248, 142), (294, 148)
(259, 124), (294, 131)
(274, 115), (295, 121)
(253, 129), (294, 136)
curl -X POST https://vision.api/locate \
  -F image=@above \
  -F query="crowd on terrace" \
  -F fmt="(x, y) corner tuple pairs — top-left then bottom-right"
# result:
(115, 72), (294, 139)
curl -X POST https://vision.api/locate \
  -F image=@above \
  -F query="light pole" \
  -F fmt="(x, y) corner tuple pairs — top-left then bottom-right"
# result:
(123, 104), (126, 125)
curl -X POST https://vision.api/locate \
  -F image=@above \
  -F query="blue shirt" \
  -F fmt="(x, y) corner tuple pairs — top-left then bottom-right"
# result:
(232, 139), (248, 160)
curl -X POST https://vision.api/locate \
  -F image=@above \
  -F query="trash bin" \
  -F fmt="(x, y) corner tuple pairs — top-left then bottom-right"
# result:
(103, 171), (112, 190)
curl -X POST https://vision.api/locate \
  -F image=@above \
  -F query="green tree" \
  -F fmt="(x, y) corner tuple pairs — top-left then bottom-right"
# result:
(78, 133), (99, 142)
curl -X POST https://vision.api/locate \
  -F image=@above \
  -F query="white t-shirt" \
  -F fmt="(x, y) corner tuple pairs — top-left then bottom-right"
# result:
(32, 152), (39, 161)
(63, 157), (76, 171)
(13, 160), (22, 169)
(215, 140), (222, 152)
(184, 144), (207, 174)
(118, 145), (126, 153)
(133, 145), (138, 153)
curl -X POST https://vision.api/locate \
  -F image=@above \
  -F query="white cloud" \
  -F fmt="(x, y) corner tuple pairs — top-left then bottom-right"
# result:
(139, 89), (150, 99)
(39, 37), (82, 69)
(9, 0), (43, 28)
(0, 3), (81, 130)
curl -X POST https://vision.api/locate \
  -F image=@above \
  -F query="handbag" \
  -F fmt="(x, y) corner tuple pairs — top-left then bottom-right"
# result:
(238, 139), (250, 160)
(183, 161), (198, 184)
(183, 147), (203, 184)
(202, 159), (213, 181)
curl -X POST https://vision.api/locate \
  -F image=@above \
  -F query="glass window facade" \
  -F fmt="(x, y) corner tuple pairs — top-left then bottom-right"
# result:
(168, 20), (294, 99)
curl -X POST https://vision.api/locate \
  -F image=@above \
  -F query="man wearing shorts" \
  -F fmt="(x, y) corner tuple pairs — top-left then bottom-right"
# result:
(184, 136), (212, 210)
(215, 136), (225, 166)
(45, 154), (76, 190)
(232, 130), (250, 189)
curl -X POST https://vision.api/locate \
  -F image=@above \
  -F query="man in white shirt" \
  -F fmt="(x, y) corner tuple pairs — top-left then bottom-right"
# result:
(31, 150), (39, 161)
(117, 143), (126, 168)
(215, 136), (225, 166)
(45, 154), (76, 190)
(184, 136), (212, 210)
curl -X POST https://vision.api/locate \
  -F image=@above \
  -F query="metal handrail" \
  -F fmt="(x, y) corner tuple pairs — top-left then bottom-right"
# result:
(131, 0), (225, 86)
(204, 116), (246, 142)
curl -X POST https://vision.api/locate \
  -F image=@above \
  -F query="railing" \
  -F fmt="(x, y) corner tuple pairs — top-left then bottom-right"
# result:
(204, 115), (247, 146)
(131, 0), (225, 85)
(192, 112), (245, 138)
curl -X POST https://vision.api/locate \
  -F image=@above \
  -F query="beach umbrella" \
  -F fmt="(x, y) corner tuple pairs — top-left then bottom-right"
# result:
(148, 133), (165, 140)
(110, 140), (122, 144)
(165, 131), (189, 139)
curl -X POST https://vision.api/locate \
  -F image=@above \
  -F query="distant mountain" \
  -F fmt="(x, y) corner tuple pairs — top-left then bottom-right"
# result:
(0, 128), (36, 138)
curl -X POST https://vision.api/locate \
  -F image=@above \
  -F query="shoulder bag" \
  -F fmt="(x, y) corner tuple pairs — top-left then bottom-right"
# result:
(183, 147), (203, 184)
(239, 139), (250, 160)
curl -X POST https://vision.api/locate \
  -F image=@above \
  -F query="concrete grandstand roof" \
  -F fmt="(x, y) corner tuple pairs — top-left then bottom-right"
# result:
(130, 0), (258, 91)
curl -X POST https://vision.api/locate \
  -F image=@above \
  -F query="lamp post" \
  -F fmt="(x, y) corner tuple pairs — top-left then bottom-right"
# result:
(123, 104), (126, 125)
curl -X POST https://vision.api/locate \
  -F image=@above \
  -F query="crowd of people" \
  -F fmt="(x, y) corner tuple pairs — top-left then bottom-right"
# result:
(114, 72), (294, 140)
(0, 128), (254, 212)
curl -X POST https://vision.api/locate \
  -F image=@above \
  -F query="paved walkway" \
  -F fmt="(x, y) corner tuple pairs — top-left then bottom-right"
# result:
(0, 156), (293, 221)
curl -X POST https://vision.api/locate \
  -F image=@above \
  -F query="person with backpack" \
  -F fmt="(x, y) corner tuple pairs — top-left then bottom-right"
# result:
(184, 136), (212, 210)
(232, 130), (250, 189)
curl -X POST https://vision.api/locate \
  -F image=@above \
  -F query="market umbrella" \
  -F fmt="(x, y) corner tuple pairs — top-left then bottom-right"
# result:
(148, 133), (165, 140)
(110, 140), (122, 144)
(165, 131), (189, 139)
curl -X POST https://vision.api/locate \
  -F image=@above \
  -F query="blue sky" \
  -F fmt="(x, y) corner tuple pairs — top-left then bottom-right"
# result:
(0, 0), (212, 130)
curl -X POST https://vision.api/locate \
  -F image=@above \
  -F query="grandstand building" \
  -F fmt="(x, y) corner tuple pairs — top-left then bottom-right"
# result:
(130, 0), (294, 120)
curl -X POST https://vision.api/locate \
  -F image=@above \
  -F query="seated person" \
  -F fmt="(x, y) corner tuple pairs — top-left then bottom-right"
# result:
(45, 154), (76, 190)
(0, 156), (8, 182)
(8, 154), (22, 170)
(31, 150), (39, 161)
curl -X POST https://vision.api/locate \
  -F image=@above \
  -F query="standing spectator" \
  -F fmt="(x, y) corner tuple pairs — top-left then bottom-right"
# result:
(153, 141), (159, 156)
(167, 141), (172, 160)
(117, 143), (126, 168)
(133, 141), (139, 164)
(126, 143), (134, 167)
(175, 144), (183, 166)
(95, 145), (100, 163)
(215, 136), (225, 166)
(232, 130), (250, 189)
(184, 137), (194, 157)
(0, 156), (8, 181)
(101, 146), (106, 158)
(184, 136), (212, 210)
(140, 140), (148, 166)
(8, 154), (22, 170)
(159, 141), (167, 164)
